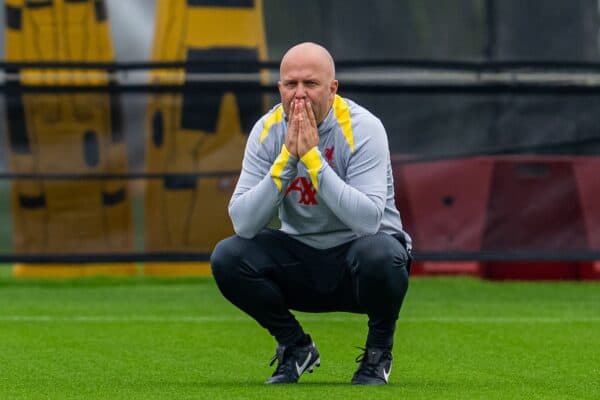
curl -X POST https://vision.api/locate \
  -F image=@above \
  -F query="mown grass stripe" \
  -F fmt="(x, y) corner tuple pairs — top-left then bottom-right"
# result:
(2, 315), (599, 323)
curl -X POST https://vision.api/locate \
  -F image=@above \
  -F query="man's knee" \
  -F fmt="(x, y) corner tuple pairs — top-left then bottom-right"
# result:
(210, 236), (244, 283)
(348, 233), (410, 281)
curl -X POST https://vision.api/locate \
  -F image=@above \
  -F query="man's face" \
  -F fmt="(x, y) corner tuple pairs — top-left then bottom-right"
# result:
(278, 52), (338, 125)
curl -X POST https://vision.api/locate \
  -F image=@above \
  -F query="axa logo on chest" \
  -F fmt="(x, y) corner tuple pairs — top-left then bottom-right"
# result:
(285, 147), (334, 206)
(285, 177), (317, 205)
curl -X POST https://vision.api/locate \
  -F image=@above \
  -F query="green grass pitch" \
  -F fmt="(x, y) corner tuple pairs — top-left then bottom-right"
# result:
(0, 275), (598, 399)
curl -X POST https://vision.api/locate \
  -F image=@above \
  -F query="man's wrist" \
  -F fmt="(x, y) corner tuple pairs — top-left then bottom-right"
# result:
(270, 144), (298, 192)
(300, 147), (322, 169)
(282, 143), (298, 162)
(300, 147), (324, 190)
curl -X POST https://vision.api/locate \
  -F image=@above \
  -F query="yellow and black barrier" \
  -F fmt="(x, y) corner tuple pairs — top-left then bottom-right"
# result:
(5, 0), (135, 277)
(144, 0), (269, 276)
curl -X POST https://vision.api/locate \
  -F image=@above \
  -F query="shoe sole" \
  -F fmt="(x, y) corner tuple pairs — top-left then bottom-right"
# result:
(265, 357), (321, 384)
(306, 357), (321, 374)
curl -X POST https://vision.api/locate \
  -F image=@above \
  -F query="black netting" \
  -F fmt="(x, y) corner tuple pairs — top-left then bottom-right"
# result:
(0, 0), (599, 263)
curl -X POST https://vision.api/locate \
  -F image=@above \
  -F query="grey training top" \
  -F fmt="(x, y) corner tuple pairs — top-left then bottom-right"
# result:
(229, 95), (412, 250)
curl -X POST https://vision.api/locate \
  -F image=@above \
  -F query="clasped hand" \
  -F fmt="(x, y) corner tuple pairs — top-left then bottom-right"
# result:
(284, 99), (319, 158)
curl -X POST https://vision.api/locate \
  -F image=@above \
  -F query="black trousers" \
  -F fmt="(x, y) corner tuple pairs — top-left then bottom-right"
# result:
(210, 229), (410, 350)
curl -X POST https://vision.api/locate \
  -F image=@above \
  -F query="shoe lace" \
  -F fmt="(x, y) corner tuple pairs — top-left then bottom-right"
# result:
(354, 347), (390, 377)
(269, 347), (293, 376)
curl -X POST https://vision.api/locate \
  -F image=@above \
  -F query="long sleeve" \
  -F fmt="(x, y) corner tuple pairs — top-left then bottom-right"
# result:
(300, 116), (389, 235)
(229, 117), (298, 238)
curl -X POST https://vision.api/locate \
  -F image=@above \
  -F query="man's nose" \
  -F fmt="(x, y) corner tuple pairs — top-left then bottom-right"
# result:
(294, 84), (307, 98)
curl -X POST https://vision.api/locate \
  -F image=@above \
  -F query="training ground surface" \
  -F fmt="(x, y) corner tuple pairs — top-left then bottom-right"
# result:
(0, 274), (598, 399)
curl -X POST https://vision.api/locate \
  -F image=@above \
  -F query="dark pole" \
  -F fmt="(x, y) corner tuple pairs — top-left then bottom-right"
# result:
(485, 0), (501, 154)
(485, 0), (496, 60)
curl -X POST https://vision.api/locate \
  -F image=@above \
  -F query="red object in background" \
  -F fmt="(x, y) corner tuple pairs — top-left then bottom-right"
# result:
(481, 158), (588, 280)
(393, 156), (600, 280)
(393, 156), (493, 276)
(574, 158), (600, 280)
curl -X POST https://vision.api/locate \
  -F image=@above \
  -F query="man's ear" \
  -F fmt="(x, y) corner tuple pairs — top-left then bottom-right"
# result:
(330, 79), (339, 95)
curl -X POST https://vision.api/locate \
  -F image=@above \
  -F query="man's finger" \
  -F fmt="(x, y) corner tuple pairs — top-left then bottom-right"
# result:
(305, 99), (317, 128)
(297, 100), (307, 131)
(289, 99), (296, 121)
(296, 98), (305, 113)
(296, 101), (304, 125)
(292, 101), (301, 130)
(304, 100), (318, 144)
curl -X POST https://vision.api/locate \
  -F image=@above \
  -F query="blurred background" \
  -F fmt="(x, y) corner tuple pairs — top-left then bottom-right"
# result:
(0, 0), (599, 279)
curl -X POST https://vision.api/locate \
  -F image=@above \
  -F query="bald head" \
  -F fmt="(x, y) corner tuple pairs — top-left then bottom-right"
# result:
(279, 42), (336, 81)
(278, 42), (339, 124)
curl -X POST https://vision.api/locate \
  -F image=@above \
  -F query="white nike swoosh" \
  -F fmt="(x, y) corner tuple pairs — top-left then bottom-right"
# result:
(383, 364), (392, 383)
(295, 353), (312, 376)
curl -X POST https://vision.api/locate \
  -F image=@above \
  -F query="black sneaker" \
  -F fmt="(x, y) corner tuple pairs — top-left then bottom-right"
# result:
(265, 338), (321, 384)
(351, 347), (393, 385)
